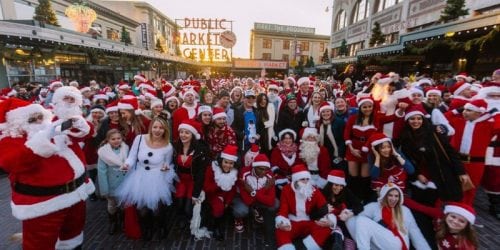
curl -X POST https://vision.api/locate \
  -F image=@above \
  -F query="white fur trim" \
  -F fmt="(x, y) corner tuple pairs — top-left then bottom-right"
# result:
(485, 136), (500, 166)
(252, 161), (270, 168)
(55, 231), (83, 250)
(405, 111), (425, 121)
(352, 125), (376, 131)
(453, 82), (472, 96)
(464, 103), (486, 113)
(105, 106), (118, 113)
(303, 235), (322, 250)
(165, 96), (180, 106)
(444, 205), (475, 224)
(357, 98), (373, 107)
(212, 162), (238, 191)
(179, 123), (200, 140)
(292, 170), (311, 183)
(345, 140), (352, 145)
(371, 137), (391, 148)
(134, 75), (146, 82)
(319, 104), (334, 113)
(275, 215), (291, 227)
(297, 77), (310, 86)
(150, 99), (163, 108)
(220, 152), (238, 162)
(79, 87), (91, 93)
(302, 127), (318, 139)
(279, 129), (297, 140)
(278, 244), (295, 250)
(25, 130), (58, 157)
(212, 112), (227, 120)
(327, 175), (346, 186)
(52, 86), (83, 106)
(117, 102), (134, 110)
(426, 89), (442, 98)
(198, 105), (212, 114)
(11, 181), (95, 220)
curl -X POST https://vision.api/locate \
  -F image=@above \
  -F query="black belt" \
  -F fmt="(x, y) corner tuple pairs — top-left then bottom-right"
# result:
(14, 175), (86, 196)
(310, 170), (320, 175)
(352, 135), (367, 142)
(459, 154), (485, 163)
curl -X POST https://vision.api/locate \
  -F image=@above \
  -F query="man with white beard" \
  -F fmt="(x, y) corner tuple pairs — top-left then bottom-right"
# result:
(0, 98), (95, 249)
(275, 164), (335, 249)
(299, 127), (331, 189)
(267, 82), (283, 122)
(477, 69), (500, 219)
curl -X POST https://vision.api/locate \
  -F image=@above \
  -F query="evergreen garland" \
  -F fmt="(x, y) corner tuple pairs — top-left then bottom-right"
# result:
(34, 0), (60, 27)
(440, 0), (469, 22)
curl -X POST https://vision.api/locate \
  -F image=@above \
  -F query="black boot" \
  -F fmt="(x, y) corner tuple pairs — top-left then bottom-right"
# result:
(213, 216), (224, 241)
(360, 176), (374, 203)
(347, 176), (360, 200)
(158, 204), (171, 239)
(138, 208), (153, 241)
(108, 211), (118, 235)
(488, 193), (500, 220)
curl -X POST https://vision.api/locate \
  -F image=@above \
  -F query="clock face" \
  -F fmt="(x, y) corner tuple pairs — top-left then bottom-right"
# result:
(220, 31), (237, 48)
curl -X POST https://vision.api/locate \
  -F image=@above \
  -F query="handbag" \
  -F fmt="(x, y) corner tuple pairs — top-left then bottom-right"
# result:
(433, 133), (475, 192)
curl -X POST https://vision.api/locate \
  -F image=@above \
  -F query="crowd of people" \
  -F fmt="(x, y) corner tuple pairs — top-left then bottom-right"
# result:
(0, 66), (499, 250)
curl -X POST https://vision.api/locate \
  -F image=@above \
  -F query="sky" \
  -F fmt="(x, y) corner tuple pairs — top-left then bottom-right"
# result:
(145, 0), (333, 58)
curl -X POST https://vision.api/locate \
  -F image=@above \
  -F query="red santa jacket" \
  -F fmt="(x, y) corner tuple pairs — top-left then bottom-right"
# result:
(447, 113), (495, 158)
(276, 184), (327, 223)
(203, 162), (237, 205)
(448, 96), (470, 111)
(270, 147), (302, 185)
(0, 135), (95, 220)
(238, 166), (275, 207)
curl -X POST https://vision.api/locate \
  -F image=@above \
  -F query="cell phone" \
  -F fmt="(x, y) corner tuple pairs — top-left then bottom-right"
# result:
(61, 119), (73, 131)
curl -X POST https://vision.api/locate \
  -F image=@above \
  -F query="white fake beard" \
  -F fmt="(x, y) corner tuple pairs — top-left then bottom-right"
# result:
(268, 93), (277, 102)
(299, 141), (320, 165)
(296, 181), (314, 199)
(53, 103), (82, 120)
(26, 120), (52, 139)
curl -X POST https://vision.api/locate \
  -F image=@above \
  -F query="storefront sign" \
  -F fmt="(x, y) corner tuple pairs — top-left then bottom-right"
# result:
(233, 59), (288, 69)
(254, 22), (315, 34)
(176, 18), (234, 62)
(382, 18), (418, 34)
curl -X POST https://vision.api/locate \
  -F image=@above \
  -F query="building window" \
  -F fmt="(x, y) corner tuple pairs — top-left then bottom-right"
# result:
(385, 32), (399, 44)
(300, 41), (309, 51)
(282, 54), (289, 61)
(351, 0), (370, 24)
(320, 43), (325, 52)
(376, 0), (399, 12)
(334, 10), (347, 31)
(348, 41), (364, 56)
(283, 40), (290, 50)
(263, 39), (272, 49)
(262, 53), (272, 60)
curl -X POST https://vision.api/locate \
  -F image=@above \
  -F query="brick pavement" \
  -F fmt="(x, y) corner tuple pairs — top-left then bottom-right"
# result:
(1, 175), (499, 249)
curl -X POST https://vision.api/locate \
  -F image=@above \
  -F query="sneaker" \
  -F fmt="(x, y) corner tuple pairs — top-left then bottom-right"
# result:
(253, 208), (264, 223)
(234, 218), (244, 233)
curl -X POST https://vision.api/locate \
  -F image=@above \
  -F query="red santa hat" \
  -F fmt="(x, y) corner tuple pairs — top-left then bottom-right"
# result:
(181, 87), (199, 99)
(464, 99), (488, 113)
(424, 86), (442, 98)
(444, 202), (476, 224)
(197, 105), (212, 115)
(230, 86), (244, 97)
(291, 164), (311, 183)
(361, 132), (392, 152)
(79, 86), (91, 93)
(287, 76), (296, 86)
(134, 74), (146, 82)
(143, 89), (157, 100)
(118, 96), (139, 110)
(327, 169), (346, 186)
(319, 102), (334, 113)
(212, 107), (227, 120)
(105, 100), (119, 113)
(220, 144), (238, 162)
(409, 87), (424, 97)
(449, 81), (471, 96)
(165, 96), (180, 106)
(392, 89), (412, 106)
(477, 81), (500, 99)
(117, 81), (130, 90)
(300, 127), (318, 141)
(252, 153), (270, 168)
(278, 128), (297, 141)
(454, 72), (472, 82)
(378, 182), (404, 205)
(416, 78), (433, 87)
(52, 86), (83, 106)
(138, 80), (155, 91)
(0, 98), (52, 137)
(93, 91), (109, 102)
(297, 77), (310, 86)
(377, 74), (393, 85)
(267, 82), (279, 92)
(178, 119), (202, 140)
(150, 99), (163, 108)
(405, 105), (430, 121)
(49, 80), (63, 90)
(162, 83), (175, 97)
(357, 96), (374, 107)
(0, 88), (17, 97)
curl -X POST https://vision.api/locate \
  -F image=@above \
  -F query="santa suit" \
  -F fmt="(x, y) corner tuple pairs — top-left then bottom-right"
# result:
(270, 148), (301, 187)
(299, 146), (331, 188)
(449, 96), (470, 111)
(0, 133), (95, 250)
(172, 103), (198, 141)
(447, 113), (495, 205)
(483, 112), (500, 195)
(203, 162), (237, 217)
(275, 184), (332, 249)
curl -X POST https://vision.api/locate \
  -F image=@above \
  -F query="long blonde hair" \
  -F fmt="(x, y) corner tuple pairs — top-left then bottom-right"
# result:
(148, 117), (170, 145)
(381, 188), (407, 234)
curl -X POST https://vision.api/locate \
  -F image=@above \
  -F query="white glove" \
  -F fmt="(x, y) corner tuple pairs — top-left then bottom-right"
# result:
(25, 129), (58, 157)
(301, 121), (308, 127)
(66, 116), (90, 138)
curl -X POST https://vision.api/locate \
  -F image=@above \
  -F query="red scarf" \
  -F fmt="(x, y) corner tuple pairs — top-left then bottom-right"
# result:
(382, 206), (408, 250)
(277, 142), (298, 158)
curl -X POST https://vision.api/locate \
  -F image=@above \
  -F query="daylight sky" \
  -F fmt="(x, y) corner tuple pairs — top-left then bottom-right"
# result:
(145, 0), (333, 58)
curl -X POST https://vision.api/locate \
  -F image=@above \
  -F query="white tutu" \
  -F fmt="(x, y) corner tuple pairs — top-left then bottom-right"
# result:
(116, 167), (176, 211)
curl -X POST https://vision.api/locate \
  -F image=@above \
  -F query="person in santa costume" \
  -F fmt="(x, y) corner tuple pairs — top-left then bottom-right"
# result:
(295, 77), (313, 109)
(233, 153), (278, 243)
(0, 98), (95, 250)
(476, 75), (500, 219)
(344, 183), (430, 250)
(271, 129), (301, 193)
(446, 99), (496, 205)
(448, 80), (473, 111)
(202, 145), (239, 241)
(172, 88), (199, 141)
(206, 107), (237, 159)
(299, 127), (331, 189)
(275, 164), (335, 250)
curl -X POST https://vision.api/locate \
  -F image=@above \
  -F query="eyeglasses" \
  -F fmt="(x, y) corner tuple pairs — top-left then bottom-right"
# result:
(28, 114), (44, 123)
